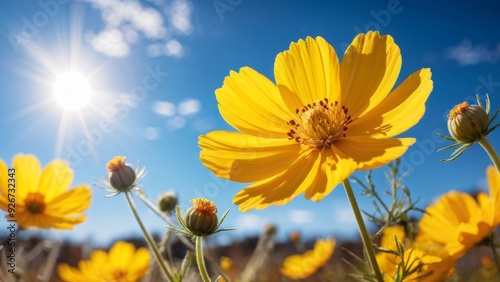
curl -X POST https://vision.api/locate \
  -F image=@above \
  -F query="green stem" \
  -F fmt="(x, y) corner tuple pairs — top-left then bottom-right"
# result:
(343, 178), (383, 282)
(489, 233), (500, 273)
(195, 236), (211, 282)
(478, 137), (500, 173)
(124, 192), (174, 282)
(136, 191), (232, 282)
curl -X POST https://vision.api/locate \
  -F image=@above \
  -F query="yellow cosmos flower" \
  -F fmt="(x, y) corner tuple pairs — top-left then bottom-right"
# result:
(58, 241), (151, 282)
(0, 154), (91, 229)
(199, 31), (433, 211)
(418, 166), (500, 258)
(376, 225), (455, 281)
(280, 238), (335, 280)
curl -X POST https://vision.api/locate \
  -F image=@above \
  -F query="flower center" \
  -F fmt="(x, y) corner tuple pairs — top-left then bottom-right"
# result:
(24, 192), (46, 214)
(449, 101), (469, 120)
(190, 198), (218, 215)
(111, 269), (128, 281)
(287, 98), (352, 150)
(106, 156), (127, 172)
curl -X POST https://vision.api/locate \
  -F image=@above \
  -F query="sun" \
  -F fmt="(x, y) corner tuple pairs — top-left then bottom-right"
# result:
(53, 72), (92, 111)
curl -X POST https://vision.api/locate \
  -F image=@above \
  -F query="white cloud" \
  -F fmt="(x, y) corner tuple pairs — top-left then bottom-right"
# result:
(193, 116), (214, 132)
(445, 40), (500, 66)
(235, 214), (265, 231)
(147, 44), (162, 57)
(169, 0), (193, 34)
(178, 98), (201, 115)
(153, 101), (176, 116)
(288, 209), (314, 224)
(333, 206), (356, 224)
(165, 40), (183, 57)
(85, 0), (192, 57)
(167, 116), (186, 130)
(143, 126), (161, 140)
(91, 28), (129, 57)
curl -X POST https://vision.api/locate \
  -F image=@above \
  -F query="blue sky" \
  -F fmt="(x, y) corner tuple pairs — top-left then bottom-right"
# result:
(1, 0), (500, 246)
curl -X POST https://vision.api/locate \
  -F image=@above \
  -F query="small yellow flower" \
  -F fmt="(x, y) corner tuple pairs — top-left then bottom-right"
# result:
(0, 154), (91, 230)
(199, 31), (433, 211)
(280, 238), (335, 280)
(376, 225), (455, 281)
(220, 256), (234, 276)
(58, 241), (150, 282)
(418, 166), (500, 258)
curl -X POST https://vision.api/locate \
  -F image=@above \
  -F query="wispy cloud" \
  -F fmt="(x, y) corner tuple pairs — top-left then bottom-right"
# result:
(288, 209), (314, 224)
(151, 98), (202, 132)
(85, 0), (192, 57)
(445, 40), (500, 66)
(235, 214), (266, 232)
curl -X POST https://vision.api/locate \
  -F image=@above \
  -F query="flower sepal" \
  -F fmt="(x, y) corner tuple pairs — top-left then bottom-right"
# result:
(438, 94), (500, 162)
(168, 199), (234, 238)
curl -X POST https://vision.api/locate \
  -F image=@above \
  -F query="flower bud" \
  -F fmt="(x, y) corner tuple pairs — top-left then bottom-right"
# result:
(448, 101), (489, 143)
(106, 156), (136, 192)
(263, 224), (277, 236)
(184, 198), (218, 236)
(157, 191), (178, 213)
(289, 231), (301, 243)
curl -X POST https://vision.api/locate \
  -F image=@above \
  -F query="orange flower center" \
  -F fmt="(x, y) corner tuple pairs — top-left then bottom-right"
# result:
(111, 269), (128, 280)
(190, 198), (218, 215)
(449, 101), (469, 120)
(24, 192), (46, 214)
(287, 98), (352, 150)
(106, 156), (127, 172)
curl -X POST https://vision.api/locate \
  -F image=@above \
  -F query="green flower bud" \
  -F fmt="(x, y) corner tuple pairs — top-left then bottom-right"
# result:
(106, 156), (136, 192)
(448, 101), (489, 143)
(184, 198), (218, 237)
(157, 191), (178, 213)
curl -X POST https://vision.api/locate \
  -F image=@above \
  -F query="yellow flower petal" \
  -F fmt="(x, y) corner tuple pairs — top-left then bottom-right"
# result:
(340, 31), (402, 118)
(281, 238), (335, 280)
(275, 36), (341, 112)
(487, 166), (500, 217)
(349, 68), (433, 138)
(199, 131), (299, 182)
(58, 241), (150, 282)
(335, 137), (415, 170)
(109, 241), (134, 269)
(38, 160), (74, 202)
(216, 67), (292, 138)
(0, 159), (9, 211)
(13, 154), (41, 198)
(46, 184), (92, 215)
(233, 150), (319, 211)
(418, 188), (496, 257)
(304, 149), (357, 201)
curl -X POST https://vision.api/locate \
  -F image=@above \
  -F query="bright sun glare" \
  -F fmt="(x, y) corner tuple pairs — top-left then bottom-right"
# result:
(53, 72), (92, 111)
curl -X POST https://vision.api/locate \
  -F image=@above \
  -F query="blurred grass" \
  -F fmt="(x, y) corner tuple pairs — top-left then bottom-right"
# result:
(1, 233), (499, 282)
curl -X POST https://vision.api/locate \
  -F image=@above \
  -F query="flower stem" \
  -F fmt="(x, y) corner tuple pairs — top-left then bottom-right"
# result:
(478, 137), (500, 173)
(343, 178), (383, 282)
(124, 192), (175, 282)
(489, 233), (500, 273)
(195, 236), (211, 282)
(136, 191), (232, 282)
